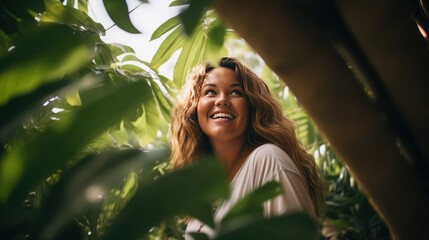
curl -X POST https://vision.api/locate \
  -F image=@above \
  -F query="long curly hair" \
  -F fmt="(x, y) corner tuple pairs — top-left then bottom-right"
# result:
(170, 57), (325, 216)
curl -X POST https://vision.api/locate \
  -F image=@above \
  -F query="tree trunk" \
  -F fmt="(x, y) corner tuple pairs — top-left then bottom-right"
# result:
(213, 0), (429, 239)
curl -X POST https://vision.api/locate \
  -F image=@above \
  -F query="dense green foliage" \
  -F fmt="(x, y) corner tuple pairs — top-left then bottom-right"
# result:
(0, 0), (388, 239)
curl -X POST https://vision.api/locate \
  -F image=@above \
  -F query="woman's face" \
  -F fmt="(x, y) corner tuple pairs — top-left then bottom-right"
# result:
(197, 67), (250, 143)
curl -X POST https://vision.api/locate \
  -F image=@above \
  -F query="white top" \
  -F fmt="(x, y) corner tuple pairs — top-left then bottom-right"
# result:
(185, 144), (315, 239)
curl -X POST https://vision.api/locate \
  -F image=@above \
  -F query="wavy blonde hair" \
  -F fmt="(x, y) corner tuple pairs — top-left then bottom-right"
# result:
(170, 57), (325, 216)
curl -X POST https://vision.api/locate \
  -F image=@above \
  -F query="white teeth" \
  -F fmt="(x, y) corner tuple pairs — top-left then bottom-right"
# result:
(211, 112), (234, 119)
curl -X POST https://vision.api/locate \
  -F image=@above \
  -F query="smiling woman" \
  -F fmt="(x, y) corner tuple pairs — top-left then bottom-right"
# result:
(197, 67), (250, 155)
(170, 57), (325, 239)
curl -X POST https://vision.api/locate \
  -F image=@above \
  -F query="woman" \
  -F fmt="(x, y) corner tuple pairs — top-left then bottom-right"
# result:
(170, 57), (324, 238)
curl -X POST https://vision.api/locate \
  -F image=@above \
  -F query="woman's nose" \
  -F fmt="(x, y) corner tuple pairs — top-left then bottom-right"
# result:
(215, 96), (230, 106)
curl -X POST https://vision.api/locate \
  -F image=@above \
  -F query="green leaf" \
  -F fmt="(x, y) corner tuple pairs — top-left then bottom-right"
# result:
(0, 78), (151, 205)
(109, 43), (136, 58)
(1, 0), (45, 23)
(150, 26), (186, 70)
(0, 30), (10, 57)
(188, 204), (216, 229)
(0, 79), (72, 138)
(0, 24), (96, 107)
(204, 20), (227, 64)
(65, 0), (76, 7)
(93, 43), (116, 68)
(207, 20), (226, 48)
(189, 232), (210, 240)
(132, 80), (162, 146)
(31, 148), (169, 239)
(148, 77), (174, 122)
(77, 0), (88, 13)
(120, 62), (148, 75)
(217, 212), (318, 240)
(102, 158), (229, 240)
(40, 4), (105, 35)
(0, 6), (18, 35)
(170, 0), (189, 7)
(98, 171), (139, 231)
(150, 15), (181, 41)
(102, 0), (140, 33)
(121, 53), (143, 62)
(173, 28), (206, 87)
(221, 181), (283, 224)
(179, 0), (213, 35)
(120, 171), (138, 198)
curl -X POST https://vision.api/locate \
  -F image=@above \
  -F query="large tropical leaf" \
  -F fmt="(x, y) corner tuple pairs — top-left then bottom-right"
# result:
(203, 19), (227, 64)
(131, 79), (162, 146)
(0, 0), (45, 23)
(108, 43), (136, 57)
(0, 24), (96, 107)
(150, 5), (229, 87)
(150, 21), (186, 70)
(64, 0), (88, 12)
(148, 76), (174, 122)
(0, 78), (151, 206)
(102, 158), (229, 240)
(77, 0), (88, 13)
(173, 27), (206, 87)
(40, 4), (105, 35)
(221, 181), (282, 224)
(150, 15), (181, 41)
(0, 76), (82, 138)
(102, 0), (140, 33)
(116, 52), (174, 146)
(30, 148), (169, 239)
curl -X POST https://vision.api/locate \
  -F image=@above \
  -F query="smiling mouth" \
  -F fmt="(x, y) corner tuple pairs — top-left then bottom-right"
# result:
(210, 112), (236, 120)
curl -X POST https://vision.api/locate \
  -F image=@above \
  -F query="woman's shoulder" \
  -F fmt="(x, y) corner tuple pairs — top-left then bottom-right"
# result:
(251, 143), (290, 161)
(249, 143), (299, 174)
(253, 143), (284, 154)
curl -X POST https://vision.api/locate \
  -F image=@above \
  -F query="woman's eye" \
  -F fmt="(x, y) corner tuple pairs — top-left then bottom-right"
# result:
(231, 89), (243, 96)
(204, 89), (216, 96)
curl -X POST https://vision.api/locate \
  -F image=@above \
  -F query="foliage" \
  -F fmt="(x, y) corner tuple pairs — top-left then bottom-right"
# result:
(150, 0), (229, 88)
(0, 1), (318, 240)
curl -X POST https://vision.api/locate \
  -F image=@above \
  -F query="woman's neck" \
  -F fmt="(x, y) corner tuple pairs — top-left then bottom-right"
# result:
(209, 137), (249, 179)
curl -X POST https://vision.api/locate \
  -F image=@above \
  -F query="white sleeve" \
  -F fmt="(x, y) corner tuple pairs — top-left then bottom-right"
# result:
(251, 144), (316, 218)
(264, 169), (316, 218)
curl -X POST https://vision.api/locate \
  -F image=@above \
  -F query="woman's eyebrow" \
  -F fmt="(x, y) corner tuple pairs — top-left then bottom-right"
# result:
(201, 83), (243, 88)
(230, 83), (243, 87)
(202, 83), (216, 88)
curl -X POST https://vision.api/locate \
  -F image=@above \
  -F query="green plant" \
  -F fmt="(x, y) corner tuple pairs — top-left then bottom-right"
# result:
(0, 1), (318, 240)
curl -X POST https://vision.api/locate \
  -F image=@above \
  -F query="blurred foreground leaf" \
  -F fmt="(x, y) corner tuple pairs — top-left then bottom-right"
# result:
(103, 158), (229, 240)
(0, 24), (96, 106)
(217, 212), (318, 240)
(221, 181), (282, 224)
(0, 78), (150, 206)
(179, 0), (212, 35)
(0, 80), (71, 138)
(40, 4), (105, 35)
(31, 148), (169, 239)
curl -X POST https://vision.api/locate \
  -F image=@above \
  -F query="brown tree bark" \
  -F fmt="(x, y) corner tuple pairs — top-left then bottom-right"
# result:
(213, 0), (429, 239)
(336, 0), (429, 175)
